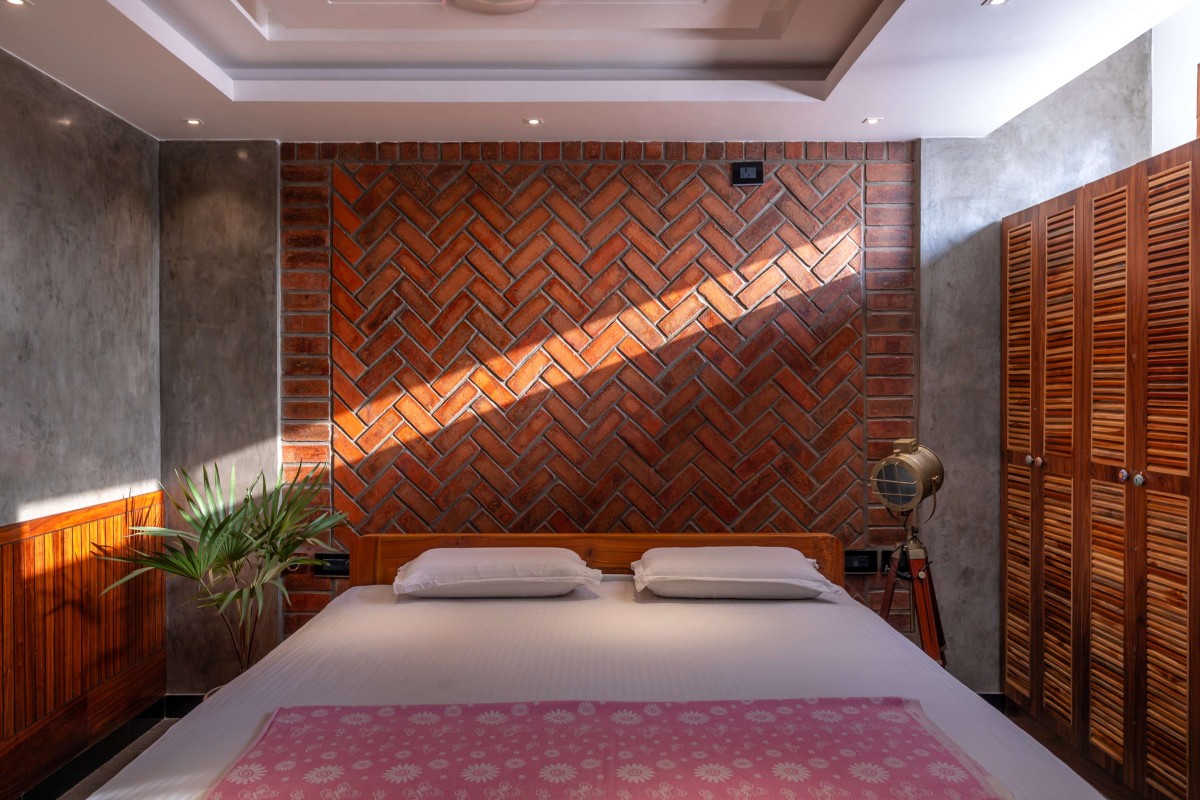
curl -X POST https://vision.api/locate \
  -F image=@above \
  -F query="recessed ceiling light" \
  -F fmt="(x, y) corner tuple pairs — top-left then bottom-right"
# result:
(184, 118), (203, 126)
(863, 117), (883, 125)
(6, 1), (28, 6)
(525, 118), (544, 126)
(981, 0), (1009, 5)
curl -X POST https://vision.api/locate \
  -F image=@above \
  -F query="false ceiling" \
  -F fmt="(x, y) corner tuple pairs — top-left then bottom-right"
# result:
(0, 0), (1188, 141)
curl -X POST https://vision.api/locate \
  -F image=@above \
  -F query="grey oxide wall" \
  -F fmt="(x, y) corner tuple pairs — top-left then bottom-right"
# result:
(918, 35), (1153, 691)
(0, 50), (159, 525)
(160, 141), (280, 692)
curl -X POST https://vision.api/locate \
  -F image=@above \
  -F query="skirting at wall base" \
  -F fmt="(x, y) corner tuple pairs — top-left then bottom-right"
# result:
(17, 695), (202, 800)
(1, 653), (165, 800)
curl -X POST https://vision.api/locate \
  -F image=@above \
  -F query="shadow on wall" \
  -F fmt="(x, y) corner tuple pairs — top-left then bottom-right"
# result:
(322, 275), (872, 544)
(287, 158), (912, 550)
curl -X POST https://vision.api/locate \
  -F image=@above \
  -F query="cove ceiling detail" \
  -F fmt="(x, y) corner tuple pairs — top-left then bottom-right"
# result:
(0, 0), (1184, 140)
(118, 0), (887, 103)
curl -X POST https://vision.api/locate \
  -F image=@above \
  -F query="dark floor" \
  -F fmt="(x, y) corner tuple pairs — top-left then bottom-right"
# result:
(19, 720), (177, 800)
(1008, 712), (1138, 800)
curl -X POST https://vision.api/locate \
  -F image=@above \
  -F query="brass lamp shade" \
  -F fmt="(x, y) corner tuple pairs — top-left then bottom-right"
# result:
(869, 438), (944, 513)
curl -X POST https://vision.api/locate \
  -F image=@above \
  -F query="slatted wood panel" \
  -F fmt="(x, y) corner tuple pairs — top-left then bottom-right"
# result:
(1044, 209), (1075, 459)
(1144, 164), (1192, 476)
(1041, 474), (1073, 726)
(0, 494), (165, 799)
(1088, 481), (1127, 764)
(1144, 491), (1189, 799)
(1004, 465), (1034, 702)
(1006, 223), (1034, 453)
(1092, 188), (1128, 465)
(1004, 140), (1200, 800)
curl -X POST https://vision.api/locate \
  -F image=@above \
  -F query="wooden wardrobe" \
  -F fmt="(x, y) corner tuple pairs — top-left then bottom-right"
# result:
(1002, 139), (1200, 799)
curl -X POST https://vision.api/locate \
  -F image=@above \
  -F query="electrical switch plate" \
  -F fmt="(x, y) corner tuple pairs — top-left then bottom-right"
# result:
(313, 552), (350, 578)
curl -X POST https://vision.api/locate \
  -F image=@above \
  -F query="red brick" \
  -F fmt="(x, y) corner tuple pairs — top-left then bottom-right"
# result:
(864, 183), (913, 204)
(283, 444), (330, 463)
(282, 164), (329, 183)
(867, 334), (913, 354)
(283, 292), (329, 312)
(866, 162), (913, 183)
(283, 251), (329, 270)
(867, 355), (914, 375)
(864, 248), (914, 270)
(865, 205), (913, 226)
(865, 226), (913, 247)
(275, 139), (914, 551)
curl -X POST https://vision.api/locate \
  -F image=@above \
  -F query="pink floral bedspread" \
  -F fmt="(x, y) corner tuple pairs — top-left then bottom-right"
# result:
(207, 698), (1008, 799)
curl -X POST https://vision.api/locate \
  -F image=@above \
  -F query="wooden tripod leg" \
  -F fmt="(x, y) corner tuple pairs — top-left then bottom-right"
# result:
(879, 548), (901, 619)
(908, 552), (945, 665)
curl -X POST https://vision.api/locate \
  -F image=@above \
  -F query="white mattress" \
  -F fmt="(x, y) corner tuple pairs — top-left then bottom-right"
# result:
(91, 578), (1101, 799)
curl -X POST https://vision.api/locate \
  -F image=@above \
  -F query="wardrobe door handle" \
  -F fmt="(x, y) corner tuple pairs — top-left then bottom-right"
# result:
(1118, 469), (1130, 484)
(1025, 454), (1035, 466)
(1133, 472), (1147, 487)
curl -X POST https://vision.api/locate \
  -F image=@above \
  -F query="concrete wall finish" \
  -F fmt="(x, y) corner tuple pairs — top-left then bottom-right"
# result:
(918, 35), (1154, 691)
(159, 140), (281, 692)
(0, 50), (160, 526)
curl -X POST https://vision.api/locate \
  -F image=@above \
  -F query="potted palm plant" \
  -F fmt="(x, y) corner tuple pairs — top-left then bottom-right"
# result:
(100, 464), (346, 674)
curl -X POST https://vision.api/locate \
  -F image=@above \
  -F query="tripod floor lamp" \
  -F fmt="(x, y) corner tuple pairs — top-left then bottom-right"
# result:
(869, 438), (947, 665)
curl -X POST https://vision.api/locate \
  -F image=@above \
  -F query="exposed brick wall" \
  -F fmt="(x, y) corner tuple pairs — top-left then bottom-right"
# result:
(278, 140), (916, 631)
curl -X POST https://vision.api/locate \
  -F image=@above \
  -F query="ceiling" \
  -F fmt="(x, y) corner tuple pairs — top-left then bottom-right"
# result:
(0, 0), (1189, 142)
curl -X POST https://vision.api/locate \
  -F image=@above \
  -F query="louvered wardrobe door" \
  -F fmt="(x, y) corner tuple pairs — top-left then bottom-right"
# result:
(1138, 158), (1195, 800)
(1086, 184), (1131, 772)
(1039, 205), (1077, 732)
(1003, 219), (1037, 707)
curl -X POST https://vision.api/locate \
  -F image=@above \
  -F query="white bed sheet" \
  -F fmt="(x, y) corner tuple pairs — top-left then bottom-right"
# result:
(91, 578), (1101, 799)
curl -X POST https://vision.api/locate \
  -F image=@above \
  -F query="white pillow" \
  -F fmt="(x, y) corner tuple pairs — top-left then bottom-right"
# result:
(393, 547), (603, 598)
(631, 546), (838, 599)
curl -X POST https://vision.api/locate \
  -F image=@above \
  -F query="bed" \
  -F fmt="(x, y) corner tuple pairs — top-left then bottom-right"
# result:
(89, 533), (1101, 799)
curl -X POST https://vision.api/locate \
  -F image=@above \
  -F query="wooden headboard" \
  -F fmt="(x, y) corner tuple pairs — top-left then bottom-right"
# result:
(350, 532), (845, 588)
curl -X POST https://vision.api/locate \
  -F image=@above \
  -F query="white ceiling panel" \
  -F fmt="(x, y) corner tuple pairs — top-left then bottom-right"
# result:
(0, 0), (1188, 142)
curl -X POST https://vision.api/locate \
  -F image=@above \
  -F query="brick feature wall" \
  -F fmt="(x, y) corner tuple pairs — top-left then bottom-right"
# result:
(279, 141), (915, 630)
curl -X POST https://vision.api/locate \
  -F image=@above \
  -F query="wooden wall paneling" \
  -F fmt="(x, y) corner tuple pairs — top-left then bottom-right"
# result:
(1144, 491), (1190, 799)
(1126, 158), (1151, 795)
(1039, 195), (1078, 735)
(1005, 137), (1200, 800)
(1041, 473), (1074, 727)
(1028, 204), (1048, 719)
(1188, 139), (1200, 800)
(1086, 177), (1132, 777)
(1002, 214), (1037, 708)
(0, 494), (166, 800)
(1072, 181), (1094, 754)
(1140, 150), (1193, 800)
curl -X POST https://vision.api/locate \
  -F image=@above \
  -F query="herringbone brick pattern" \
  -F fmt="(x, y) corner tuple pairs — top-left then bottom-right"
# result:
(278, 140), (916, 628)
